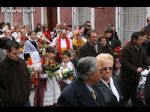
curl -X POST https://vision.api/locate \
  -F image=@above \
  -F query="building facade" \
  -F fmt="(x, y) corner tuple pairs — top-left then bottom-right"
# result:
(0, 7), (149, 44)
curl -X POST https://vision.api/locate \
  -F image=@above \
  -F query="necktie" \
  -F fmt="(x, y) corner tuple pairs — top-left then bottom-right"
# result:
(94, 45), (98, 53)
(90, 89), (96, 100)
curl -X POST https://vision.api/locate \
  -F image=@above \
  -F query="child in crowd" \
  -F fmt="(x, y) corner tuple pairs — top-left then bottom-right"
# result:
(34, 46), (61, 107)
(68, 49), (78, 70)
(59, 50), (76, 91)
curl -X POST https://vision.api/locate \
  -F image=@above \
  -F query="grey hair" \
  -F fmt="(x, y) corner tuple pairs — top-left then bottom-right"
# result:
(77, 56), (97, 81)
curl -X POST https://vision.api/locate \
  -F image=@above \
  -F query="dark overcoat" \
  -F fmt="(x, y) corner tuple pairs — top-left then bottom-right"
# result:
(0, 57), (31, 106)
(57, 79), (105, 106)
(120, 42), (150, 82)
(98, 76), (125, 106)
(79, 41), (102, 58)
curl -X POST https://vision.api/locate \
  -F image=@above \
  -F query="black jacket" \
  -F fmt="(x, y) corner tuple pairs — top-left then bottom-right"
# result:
(144, 72), (150, 106)
(98, 76), (125, 106)
(57, 79), (105, 106)
(79, 41), (103, 58)
(0, 57), (31, 106)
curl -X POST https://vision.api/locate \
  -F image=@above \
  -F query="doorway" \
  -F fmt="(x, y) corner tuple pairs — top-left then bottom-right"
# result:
(47, 7), (57, 31)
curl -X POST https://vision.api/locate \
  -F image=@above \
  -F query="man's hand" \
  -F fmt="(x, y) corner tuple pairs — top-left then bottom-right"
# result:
(137, 67), (143, 73)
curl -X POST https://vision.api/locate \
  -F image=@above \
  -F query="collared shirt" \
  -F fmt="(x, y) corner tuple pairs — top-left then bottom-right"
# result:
(101, 78), (120, 102)
(85, 83), (96, 100)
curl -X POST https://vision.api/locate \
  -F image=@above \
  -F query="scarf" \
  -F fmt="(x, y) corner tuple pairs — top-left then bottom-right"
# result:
(109, 77), (120, 102)
(57, 36), (71, 57)
(101, 77), (120, 102)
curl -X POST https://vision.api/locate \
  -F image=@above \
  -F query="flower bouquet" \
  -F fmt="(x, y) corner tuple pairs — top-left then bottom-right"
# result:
(60, 67), (74, 80)
(114, 46), (121, 58)
(44, 59), (60, 78)
(38, 36), (51, 56)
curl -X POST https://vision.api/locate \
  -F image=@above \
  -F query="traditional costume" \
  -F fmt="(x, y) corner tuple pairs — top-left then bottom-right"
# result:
(34, 57), (61, 106)
(51, 35), (73, 59)
(24, 39), (41, 63)
(72, 31), (86, 55)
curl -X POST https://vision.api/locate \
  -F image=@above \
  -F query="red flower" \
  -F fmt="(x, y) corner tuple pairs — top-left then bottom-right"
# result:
(114, 46), (121, 56)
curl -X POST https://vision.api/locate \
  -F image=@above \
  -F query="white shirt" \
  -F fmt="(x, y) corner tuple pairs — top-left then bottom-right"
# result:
(12, 32), (20, 40)
(50, 37), (73, 49)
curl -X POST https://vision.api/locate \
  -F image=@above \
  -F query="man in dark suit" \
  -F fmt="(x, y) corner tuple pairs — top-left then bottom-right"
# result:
(79, 30), (103, 58)
(120, 32), (150, 106)
(57, 57), (105, 106)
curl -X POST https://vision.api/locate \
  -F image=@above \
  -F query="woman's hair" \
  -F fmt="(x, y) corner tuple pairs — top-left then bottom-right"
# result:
(96, 53), (114, 69)
(104, 27), (113, 34)
(77, 56), (97, 81)
(98, 34), (107, 41)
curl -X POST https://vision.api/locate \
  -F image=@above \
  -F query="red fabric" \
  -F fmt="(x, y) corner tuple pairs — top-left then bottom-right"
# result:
(19, 36), (28, 42)
(41, 57), (45, 65)
(33, 78), (47, 106)
(43, 31), (52, 42)
(57, 36), (71, 58)
(34, 57), (47, 106)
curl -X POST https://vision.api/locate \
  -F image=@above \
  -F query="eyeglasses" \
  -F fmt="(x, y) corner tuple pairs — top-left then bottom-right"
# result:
(101, 67), (113, 71)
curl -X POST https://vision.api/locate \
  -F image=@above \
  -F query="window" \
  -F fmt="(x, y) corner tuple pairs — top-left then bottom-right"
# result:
(72, 7), (91, 28)
(23, 7), (32, 28)
(3, 7), (13, 26)
(118, 7), (146, 45)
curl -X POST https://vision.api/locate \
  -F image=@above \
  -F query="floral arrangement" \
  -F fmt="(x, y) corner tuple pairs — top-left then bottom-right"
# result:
(38, 37), (50, 56)
(114, 46), (121, 58)
(60, 67), (74, 80)
(44, 59), (60, 78)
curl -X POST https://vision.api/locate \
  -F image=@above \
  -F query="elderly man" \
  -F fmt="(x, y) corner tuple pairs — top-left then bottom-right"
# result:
(57, 56), (105, 106)
(50, 29), (73, 61)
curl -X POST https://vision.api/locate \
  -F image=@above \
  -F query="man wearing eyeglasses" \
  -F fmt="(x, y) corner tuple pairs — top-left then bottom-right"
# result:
(120, 31), (150, 106)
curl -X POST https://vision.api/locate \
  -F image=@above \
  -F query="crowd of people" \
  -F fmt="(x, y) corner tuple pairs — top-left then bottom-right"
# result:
(0, 18), (150, 107)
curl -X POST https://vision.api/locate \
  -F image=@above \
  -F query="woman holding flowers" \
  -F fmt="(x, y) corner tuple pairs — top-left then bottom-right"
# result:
(34, 46), (61, 106)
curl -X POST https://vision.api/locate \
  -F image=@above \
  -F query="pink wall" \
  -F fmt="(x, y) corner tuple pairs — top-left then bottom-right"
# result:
(34, 7), (41, 29)
(60, 7), (72, 25)
(12, 7), (23, 26)
(0, 8), (5, 23)
(95, 7), (115, 34)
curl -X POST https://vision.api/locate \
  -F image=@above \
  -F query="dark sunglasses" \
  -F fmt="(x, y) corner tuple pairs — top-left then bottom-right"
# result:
(101, 67), (113, 71)
(87, 25), (91, 27)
